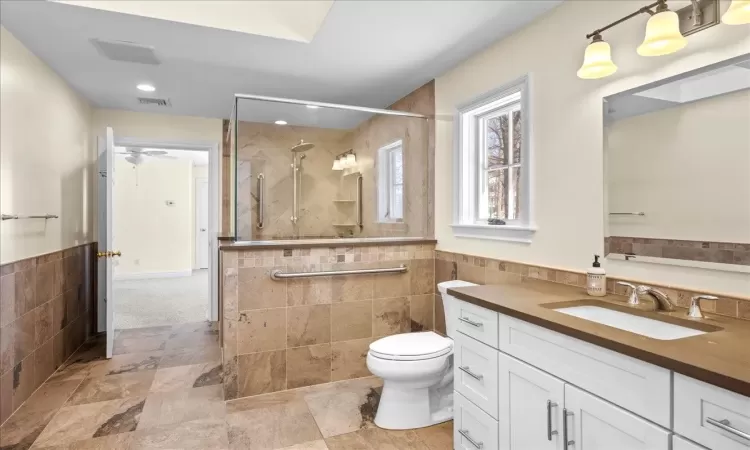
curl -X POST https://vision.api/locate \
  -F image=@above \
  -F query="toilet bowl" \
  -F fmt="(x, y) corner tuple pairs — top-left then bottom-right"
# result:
(366, 280), (477, 430)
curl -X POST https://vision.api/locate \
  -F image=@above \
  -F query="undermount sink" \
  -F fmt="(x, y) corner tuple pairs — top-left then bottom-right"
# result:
(554, 305), (710, 340)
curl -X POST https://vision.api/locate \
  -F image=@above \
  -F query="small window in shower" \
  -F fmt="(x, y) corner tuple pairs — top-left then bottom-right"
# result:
(377, 140), (404, 222)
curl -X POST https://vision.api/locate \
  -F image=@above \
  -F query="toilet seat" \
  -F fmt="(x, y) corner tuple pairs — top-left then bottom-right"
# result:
(369, 331), (452, 361)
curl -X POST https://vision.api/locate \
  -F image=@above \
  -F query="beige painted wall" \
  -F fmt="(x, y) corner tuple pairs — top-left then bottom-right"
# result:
(92, 109), (222, 145)
(606, 89), (750, 243)
(0, 26), (94, 264)
(113, 157), (193, 277)
(434, 1), (750, 296)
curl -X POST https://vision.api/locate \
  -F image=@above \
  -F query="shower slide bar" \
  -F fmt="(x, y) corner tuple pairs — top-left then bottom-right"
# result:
(257, 174), (264, 229)
(270, 264), (407, 280)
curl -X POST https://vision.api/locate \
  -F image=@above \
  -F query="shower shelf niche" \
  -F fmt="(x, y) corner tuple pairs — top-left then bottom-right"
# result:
(332, 223), (357, 227)
(333, 199), (356, 203)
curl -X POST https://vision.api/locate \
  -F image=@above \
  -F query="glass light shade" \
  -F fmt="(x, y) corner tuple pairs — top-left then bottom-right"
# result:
(722, 0), (750, 25)
(332, 158), (343, 170)
(577, 40), (618, 79)
(345, 154), (356, 167)
(637, 11), (687, 56)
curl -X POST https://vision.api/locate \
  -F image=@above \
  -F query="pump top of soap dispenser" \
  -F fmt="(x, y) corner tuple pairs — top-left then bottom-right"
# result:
(589, 255), (605, 274)
(592, 255), (601, 268)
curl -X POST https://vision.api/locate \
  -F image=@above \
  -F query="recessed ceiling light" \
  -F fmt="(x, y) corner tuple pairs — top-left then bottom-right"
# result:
(137, 83), (156, 92)
(306, 105), (320, 109)
(275, 120), (288, 125)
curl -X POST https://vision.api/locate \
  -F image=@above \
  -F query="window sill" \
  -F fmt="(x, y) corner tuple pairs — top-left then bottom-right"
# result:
(451, 223), (537, 243)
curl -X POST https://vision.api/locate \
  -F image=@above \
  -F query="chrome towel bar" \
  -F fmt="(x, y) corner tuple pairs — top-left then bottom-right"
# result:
(609, 212), (645, 216)
(271, 264), (407, 280)
(2, 214), (59, 220)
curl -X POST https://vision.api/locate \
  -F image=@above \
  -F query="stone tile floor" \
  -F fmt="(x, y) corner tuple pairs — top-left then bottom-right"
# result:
(0, 322), (452, 450)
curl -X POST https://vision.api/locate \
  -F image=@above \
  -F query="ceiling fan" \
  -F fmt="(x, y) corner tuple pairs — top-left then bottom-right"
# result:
(116, 147), (176, 166)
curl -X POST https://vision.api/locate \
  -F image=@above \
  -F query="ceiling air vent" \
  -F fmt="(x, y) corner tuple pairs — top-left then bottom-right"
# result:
(91, 39), (160, 65)
(138, 97), (171, 107)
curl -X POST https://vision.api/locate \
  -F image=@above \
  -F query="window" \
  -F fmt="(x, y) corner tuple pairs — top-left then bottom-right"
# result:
(453, 75), (535, 242)
(378, 140), (404, 222)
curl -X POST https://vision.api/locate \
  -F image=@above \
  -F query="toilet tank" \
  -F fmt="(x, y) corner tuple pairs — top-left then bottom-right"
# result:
(437, 280), (477, 338)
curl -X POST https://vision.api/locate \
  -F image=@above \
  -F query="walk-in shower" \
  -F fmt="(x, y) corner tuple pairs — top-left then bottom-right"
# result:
(290, 140), (314, 225)
(228, 93), (431, 241)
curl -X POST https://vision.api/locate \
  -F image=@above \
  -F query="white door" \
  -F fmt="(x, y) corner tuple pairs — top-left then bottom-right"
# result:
(97, 127), (116, 358)
(196, 178), (209, 269)
(498, 353), (565, 450)
(564, 385), (671, 450)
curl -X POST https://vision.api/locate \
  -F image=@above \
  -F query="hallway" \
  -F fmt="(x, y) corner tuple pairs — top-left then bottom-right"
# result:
(0, 322), (452, 449)
(113, 271), (209, 329)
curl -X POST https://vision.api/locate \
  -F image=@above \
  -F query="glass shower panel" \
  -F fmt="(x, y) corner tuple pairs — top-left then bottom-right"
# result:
(233, 95), (430, 241)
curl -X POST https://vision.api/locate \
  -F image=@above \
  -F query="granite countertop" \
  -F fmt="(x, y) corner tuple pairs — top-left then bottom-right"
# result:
(448, 280), (750, 397)
(220, 237), (437, 250)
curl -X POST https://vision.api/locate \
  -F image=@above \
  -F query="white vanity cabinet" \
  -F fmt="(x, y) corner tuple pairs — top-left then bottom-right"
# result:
(450, 297), (750, 450)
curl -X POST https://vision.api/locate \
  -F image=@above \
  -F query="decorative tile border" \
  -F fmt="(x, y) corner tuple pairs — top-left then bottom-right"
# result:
(435, 250), (749, 321)
(606, 236), (750, 266)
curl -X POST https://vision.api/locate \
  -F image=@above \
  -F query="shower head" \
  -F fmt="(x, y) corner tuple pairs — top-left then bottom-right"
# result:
(291, 140), (315, 153)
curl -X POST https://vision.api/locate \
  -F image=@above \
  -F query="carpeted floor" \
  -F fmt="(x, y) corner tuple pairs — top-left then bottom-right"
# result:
(113, 270), (209, 329)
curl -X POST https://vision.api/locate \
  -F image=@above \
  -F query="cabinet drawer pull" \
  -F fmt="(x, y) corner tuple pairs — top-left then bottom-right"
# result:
(458, 429), (484, 449)
(459, 366), (484, 381)
(563, 408), (575, 449)
(459, 317), (483, 328)
(547, 400), (558, 441)
(706, 417), (750, 441)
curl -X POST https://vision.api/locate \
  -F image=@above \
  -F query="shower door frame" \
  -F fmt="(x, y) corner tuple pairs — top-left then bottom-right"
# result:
(230, 93), (429, 240)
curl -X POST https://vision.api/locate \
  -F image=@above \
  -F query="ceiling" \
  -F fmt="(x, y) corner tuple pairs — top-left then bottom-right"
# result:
(0, 0), (561, 124)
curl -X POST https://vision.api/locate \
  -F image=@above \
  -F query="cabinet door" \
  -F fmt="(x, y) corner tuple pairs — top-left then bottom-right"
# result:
(673, 436), (709, 450)
(498, 352), (565, 450)
(564, 385), (671, 450)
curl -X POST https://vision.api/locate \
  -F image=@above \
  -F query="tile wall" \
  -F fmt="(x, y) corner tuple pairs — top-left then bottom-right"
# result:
(0, 243), (97, 425)
(220, 243), (436, 401)
(434, 250), (750, 325)
(606, 236), (750, 266)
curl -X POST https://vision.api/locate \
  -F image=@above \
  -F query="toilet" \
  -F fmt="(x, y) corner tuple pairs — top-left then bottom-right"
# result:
(366, 280), (477, 430)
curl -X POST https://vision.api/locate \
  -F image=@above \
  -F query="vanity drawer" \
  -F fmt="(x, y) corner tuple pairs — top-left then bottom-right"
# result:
(454, 332), (499, 419)
(674, 373), (750, 450)
(454, 390), (499, 450)
(456, 300), (499, 349)
(497, 313), (671, 428)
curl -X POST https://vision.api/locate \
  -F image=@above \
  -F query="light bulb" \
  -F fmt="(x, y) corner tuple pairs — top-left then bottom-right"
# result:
(577, 35), (618, 79)
(345, 154), (356, 167)
(637, 10), (687, 57)
(722, 0), (750, 25)
(332, 158), (343, 170)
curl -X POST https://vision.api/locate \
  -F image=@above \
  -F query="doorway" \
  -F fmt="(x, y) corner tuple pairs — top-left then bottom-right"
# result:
(98, 130), (220, 357)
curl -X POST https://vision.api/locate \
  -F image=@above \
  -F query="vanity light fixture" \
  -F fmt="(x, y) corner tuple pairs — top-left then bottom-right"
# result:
(722, 0), (750, 24)
(578, 0), (719, 79)
(577, 34), (618, 79)
(637, 1), (687, 56)
(332, 149), (356, 171)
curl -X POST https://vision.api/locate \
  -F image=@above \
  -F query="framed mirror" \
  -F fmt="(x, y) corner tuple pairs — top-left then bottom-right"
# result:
(603, 54), (750, 274)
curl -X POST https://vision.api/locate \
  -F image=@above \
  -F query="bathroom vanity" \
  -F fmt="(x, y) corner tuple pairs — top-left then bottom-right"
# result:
(446, 282), (750, 450)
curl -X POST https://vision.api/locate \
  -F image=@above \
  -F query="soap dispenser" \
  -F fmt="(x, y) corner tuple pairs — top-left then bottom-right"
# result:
(587, 255), (606, 297)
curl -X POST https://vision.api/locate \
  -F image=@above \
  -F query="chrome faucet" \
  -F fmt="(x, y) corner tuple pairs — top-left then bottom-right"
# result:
(636, 285), (675, 312)
(688, 295), (718, 319)
(616, 282), (640, 307)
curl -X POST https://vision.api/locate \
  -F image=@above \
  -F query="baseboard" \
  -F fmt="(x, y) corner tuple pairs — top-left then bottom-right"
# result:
(113, 270), (193, 281)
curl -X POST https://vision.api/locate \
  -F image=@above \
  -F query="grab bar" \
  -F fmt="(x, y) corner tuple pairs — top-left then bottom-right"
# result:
(271, 264), (407, 280)
(2, 214), (59, 220)
(609, 212), (645, 216)
(257, 174), (264, 229)
(356, 175), (363, 230)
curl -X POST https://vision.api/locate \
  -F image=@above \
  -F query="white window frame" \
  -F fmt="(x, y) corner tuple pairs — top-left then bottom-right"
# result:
(452, 74), (536, 243)
(377, 139), (404, 223)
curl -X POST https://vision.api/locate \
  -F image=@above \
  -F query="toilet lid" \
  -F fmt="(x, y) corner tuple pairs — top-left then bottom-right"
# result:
(369, 331), (453, 361)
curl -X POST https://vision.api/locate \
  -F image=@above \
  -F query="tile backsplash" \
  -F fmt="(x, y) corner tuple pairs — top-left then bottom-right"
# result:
(220, 243), (436, 401)
(435, 250), (750, 322)
(0, 243), (97, 425)
(606, 236), (750, 266)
